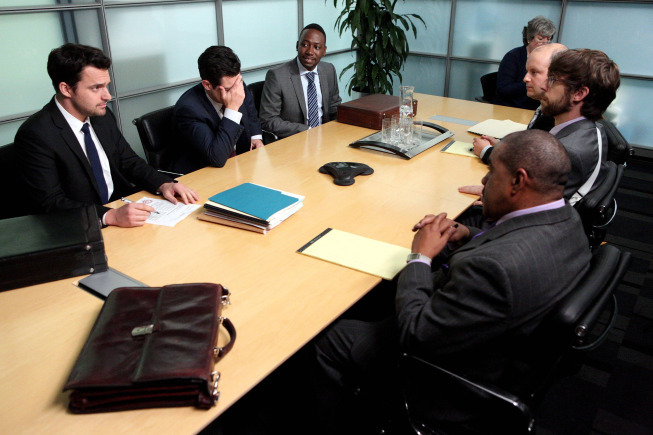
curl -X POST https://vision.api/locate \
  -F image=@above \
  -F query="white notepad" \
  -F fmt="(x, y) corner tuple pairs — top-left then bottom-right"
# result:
(467, 119), (528, 139)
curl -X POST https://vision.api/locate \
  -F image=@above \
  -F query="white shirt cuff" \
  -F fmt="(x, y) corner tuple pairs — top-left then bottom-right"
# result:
(223, 108), (242, 124)
(479, 145), (492, 159)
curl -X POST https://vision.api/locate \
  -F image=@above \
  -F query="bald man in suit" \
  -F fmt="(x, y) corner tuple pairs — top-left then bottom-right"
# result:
(314, 130), (591, 432)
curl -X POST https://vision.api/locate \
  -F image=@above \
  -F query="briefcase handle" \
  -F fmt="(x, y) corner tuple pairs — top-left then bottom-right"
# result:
(214, 317), (236, 360)
(214, 286), (236, 360)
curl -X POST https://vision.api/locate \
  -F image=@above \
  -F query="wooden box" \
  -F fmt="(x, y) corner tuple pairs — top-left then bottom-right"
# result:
(337, 94), (417, 130)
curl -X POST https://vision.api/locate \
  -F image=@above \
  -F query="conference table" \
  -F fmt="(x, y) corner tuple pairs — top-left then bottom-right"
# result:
(0, 94), (533, 434)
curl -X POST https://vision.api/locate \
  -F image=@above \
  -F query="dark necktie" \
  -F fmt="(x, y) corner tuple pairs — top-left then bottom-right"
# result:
(528, 107), (541, 129)
(306, 72), (320, 128)
(219, 106), (236, 157)
(81, 123), (109, 204)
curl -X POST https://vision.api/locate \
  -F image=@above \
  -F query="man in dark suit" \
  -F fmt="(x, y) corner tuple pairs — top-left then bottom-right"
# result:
(314, 129), (591, 431)
(15, 43), (198, 228)
(468, 48), (620, 205)
(259, 23), (341, 139)
(172, 46), (263, 174)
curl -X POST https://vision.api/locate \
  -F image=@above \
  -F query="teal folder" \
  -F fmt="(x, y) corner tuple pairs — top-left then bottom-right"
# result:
(208, 183), (300, 221)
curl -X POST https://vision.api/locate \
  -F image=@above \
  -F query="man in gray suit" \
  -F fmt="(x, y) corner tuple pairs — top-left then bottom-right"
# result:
(314, 129), (591, 431)
(259, 23), (341, 139)
(468, 48), (620, 205)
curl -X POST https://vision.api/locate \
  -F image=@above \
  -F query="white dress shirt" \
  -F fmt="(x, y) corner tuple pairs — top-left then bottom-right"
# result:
(296, 58), (323, 126)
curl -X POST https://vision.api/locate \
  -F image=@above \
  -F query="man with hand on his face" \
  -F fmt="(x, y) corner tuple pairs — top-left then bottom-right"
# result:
(259, 23), (341, 139)
(172, 46), (263, 174)
(15, 43), (198, 228)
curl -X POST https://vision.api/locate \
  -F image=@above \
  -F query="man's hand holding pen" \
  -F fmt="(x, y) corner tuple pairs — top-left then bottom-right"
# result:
(105, 201), (156, 227)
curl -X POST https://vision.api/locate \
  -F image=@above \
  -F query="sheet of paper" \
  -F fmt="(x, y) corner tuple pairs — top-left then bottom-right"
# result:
(135, 197), (201, 227)
(298, 228), (410, 280)
(467, 119), (527, 139)
(441, 140), (477, 158)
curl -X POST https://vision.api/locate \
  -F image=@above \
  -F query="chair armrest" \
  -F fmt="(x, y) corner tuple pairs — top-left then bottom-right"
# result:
(262, 130), (278, 145)
(573, 249), (631, 349)
(157, 169), (184, 178)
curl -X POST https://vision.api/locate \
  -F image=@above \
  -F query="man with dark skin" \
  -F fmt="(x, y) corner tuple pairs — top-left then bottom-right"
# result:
(259, 23), (341, 139)
(314, 130), (591, 432)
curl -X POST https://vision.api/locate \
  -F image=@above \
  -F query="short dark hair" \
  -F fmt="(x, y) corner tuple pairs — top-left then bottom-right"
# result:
(47, 43), (111, 93)
(497, 129), (570, 194)
(300, 23), (326, 43)
(548, 49), (620, 121)
(198, 46), (241, 88)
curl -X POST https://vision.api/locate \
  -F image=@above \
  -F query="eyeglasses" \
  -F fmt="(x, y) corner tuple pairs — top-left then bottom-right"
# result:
(547, 76), (575, 87)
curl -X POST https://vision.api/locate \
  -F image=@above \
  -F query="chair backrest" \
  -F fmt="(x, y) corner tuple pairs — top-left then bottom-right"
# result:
(246, 80), (277, 144)
(247, 80), (265, 115)
(596, 119), (634, 165)
(574, 161), (624, 249)
(132, 106), (177, 172)
(514, 244), (630, 396)
(477, 72), (498, 103)
(0, 143), (33, 220)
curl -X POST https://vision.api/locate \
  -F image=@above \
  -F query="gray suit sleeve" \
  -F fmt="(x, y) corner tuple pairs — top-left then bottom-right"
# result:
(324, 63), (342, 121)
(395, 257), (511, 357)
(259, 68), (308, 139)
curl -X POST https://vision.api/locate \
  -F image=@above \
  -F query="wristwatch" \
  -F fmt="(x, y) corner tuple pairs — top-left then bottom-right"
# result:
(406, 252), (431, 263)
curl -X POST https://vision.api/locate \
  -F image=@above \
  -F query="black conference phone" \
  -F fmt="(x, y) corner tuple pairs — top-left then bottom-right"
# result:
(349, 121), (453, 159)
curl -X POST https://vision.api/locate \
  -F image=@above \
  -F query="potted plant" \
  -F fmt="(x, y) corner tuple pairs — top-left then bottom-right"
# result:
(331, 0), (424, 95)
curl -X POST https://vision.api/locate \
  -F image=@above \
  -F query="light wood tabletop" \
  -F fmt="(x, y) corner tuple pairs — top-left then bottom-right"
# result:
(0, 94), (533, 434)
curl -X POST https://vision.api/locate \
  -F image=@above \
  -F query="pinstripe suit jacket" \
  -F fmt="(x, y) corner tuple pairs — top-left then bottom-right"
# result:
(396, 205), (591, 381)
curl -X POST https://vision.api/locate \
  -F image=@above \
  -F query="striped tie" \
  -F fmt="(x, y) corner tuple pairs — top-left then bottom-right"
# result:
(306, 72), (320, 128)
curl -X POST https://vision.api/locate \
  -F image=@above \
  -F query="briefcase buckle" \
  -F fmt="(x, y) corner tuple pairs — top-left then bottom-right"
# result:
(221, 289), (231, 305)
(211, 370), (221, 403)
(131, 324), (154, 337)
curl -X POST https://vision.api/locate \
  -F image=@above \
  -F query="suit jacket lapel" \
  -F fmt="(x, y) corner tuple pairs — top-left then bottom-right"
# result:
(290, 60), (307, 121)
(47, 99), (100, 197)
(555, 118), (593, 140)
(318, 63), (329, 121)
(194, 84), (221, 128)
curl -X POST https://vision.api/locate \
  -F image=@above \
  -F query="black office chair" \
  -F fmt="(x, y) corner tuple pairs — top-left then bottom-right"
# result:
(0, 143), (33, 220)
(597, 119), (634, 165)
(474, 72), (498, 104)
(132, 106), (183, 177)
(246, 80), (278, 145)
(575, 161), (625, 250)
(398, 244), (631, 434)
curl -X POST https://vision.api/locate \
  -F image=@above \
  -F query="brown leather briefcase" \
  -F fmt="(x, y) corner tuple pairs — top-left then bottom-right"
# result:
(0, 205), (107, 292)
(337, 94), (418, 130)
(64, 283), (236, 413)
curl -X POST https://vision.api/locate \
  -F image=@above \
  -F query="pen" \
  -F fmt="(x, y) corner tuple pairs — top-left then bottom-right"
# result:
(121, 197), (160, 214)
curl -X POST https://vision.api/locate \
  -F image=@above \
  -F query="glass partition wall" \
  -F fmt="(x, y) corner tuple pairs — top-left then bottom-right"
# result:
(1, 0), (651, 153)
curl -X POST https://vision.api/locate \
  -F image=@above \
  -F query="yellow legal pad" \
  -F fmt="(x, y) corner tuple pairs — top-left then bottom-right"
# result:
(441, 140), (476, 158)
(297, 228), (411, 280)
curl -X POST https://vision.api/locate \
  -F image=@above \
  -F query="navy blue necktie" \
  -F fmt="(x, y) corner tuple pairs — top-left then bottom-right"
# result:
(81, 123), (109, 204)
(306, 72), (320, 128)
